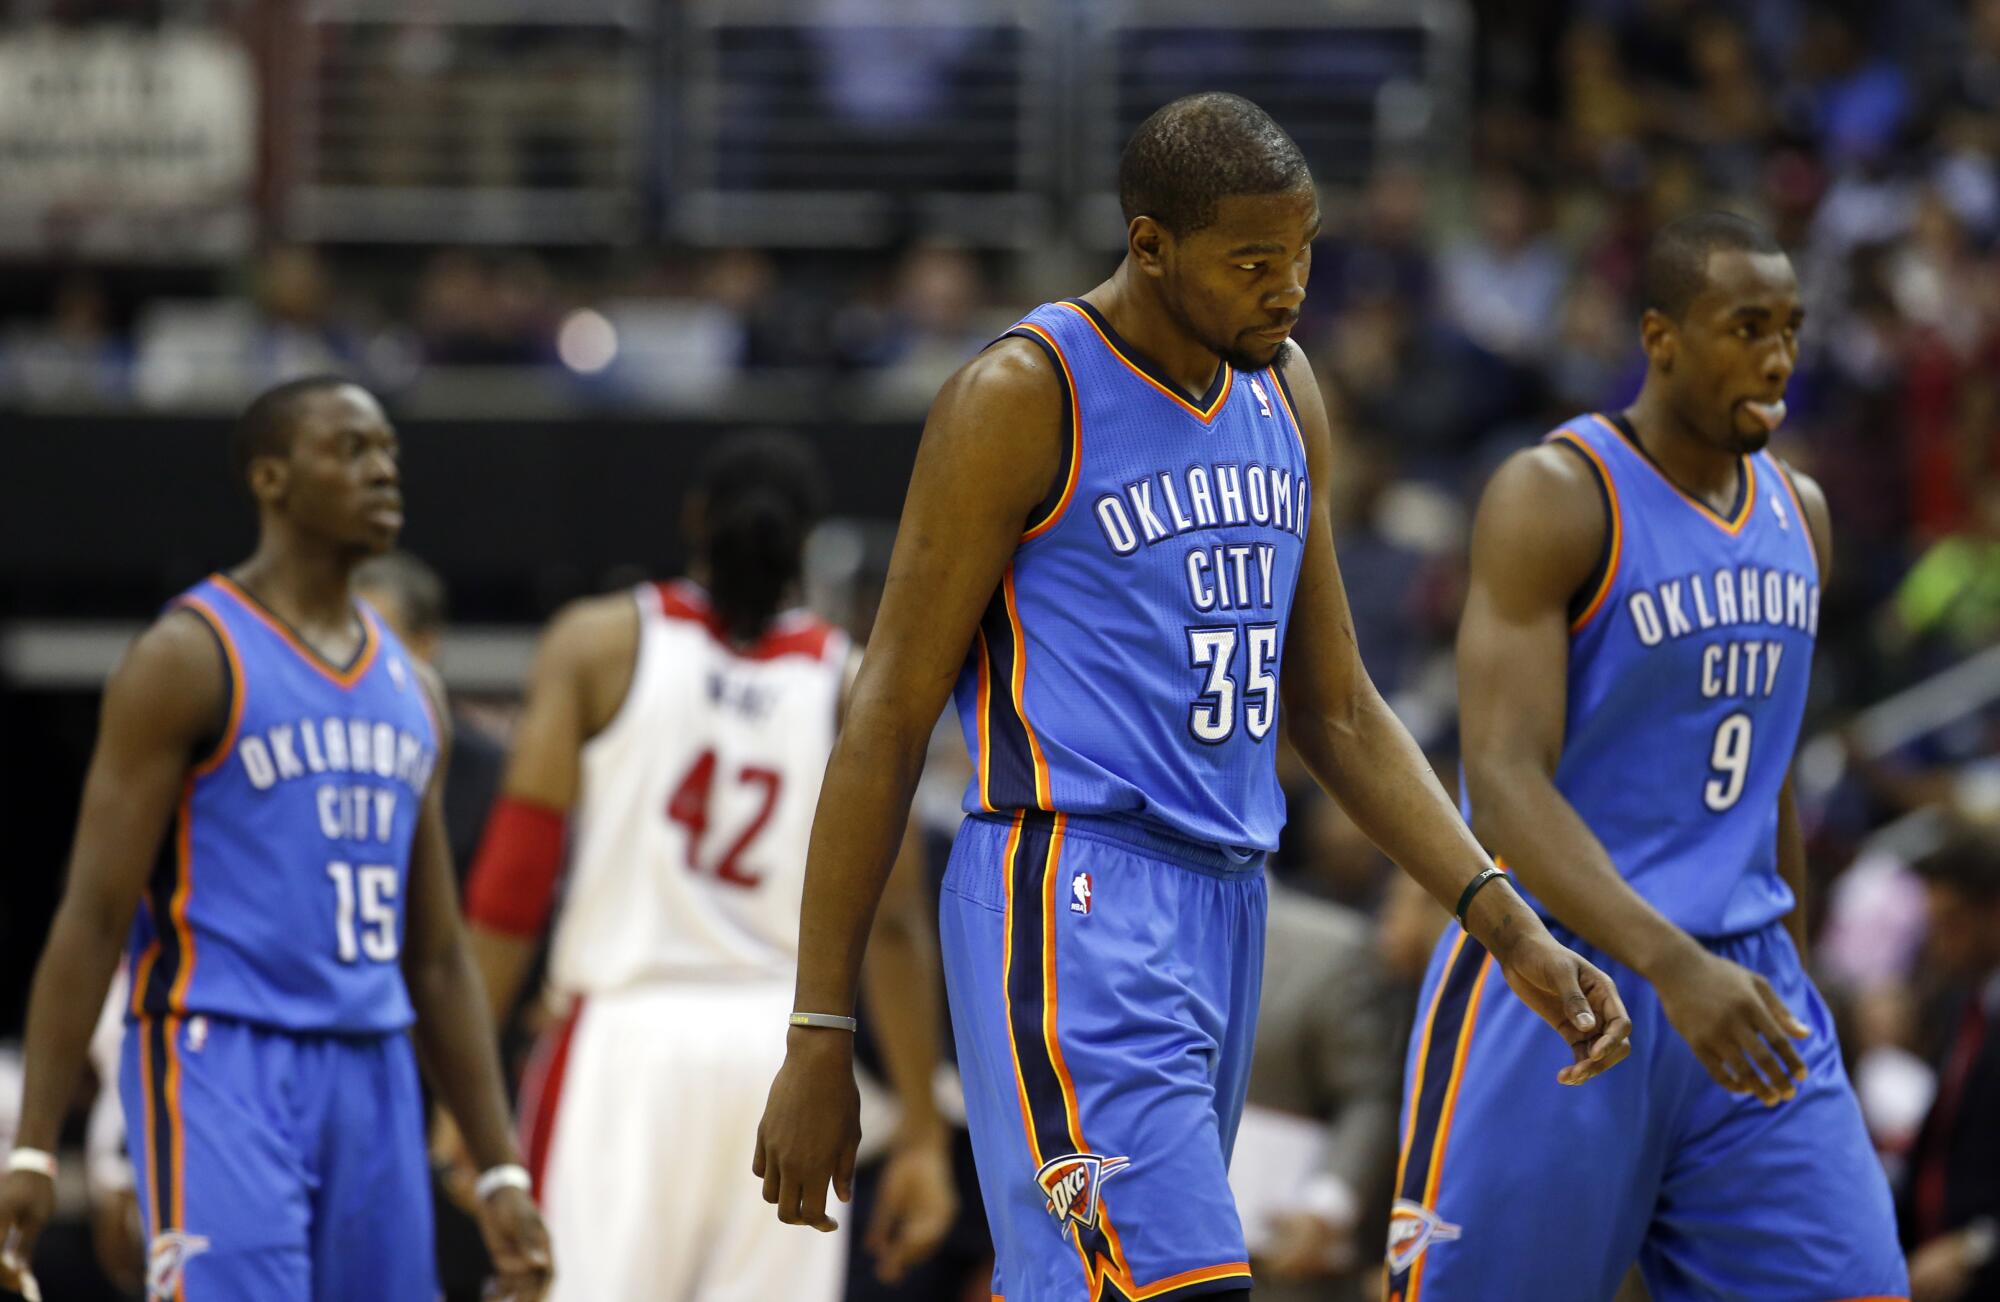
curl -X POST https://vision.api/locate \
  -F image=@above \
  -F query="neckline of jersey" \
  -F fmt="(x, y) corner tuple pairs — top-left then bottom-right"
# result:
(210, 573), (380, 688)
(1596, 412), (1756, 534)
(1058, 298), (1233, 421)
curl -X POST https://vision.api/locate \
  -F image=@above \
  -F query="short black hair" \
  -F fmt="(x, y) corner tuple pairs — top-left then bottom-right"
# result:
(693, 431), (827, 643)
(1641, 211), (1786, 320)
(353, 551), (447, 638)
(1118, 93), (1311, 236)
(230, 375), (358, 490)
(1913, 827), (2000, 904)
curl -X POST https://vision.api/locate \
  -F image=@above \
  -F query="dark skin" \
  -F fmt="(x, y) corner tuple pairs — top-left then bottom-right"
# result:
(0, 386), (552, 1300)
(754, 186), (1633, 1237)
(1460, 248), (1831, 1109)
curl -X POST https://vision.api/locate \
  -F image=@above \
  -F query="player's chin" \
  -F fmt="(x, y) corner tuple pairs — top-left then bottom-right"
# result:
(1225, 337), (1286, 371)
(1726, 412), (1773, 452)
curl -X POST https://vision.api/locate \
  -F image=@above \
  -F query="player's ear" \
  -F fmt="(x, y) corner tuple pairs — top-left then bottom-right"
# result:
(1639, 308), (1677, 373)
(1128, 216), (1171, 280)
(247, 454), (289, 509)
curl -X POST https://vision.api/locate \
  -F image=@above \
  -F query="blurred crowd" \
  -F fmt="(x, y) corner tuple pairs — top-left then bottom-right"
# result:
(8, 0), (2000, 1298)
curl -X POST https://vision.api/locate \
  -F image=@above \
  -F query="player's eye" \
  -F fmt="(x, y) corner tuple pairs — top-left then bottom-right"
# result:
(1239, 262), (1264, 272)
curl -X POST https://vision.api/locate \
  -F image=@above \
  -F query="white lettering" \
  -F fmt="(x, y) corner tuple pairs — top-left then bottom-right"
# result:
(1246, 464), (1271, 524)
(1661, 582), (1693, 639)
(372, 723), (396, 778)
(1094, 495), (1139, 555)
(1188, 549), (1216, 611)
(1256, 544), (1276, 609)
(1126, 480), (1169, 543)
(1216, 465), (1246, 525)
(1690, 573), (1716, 629)
(1763, 572), (1784, 627)
(1270, 468), (1293, 532)
(240, 737), (277, 790)
(270, 724), (305, 780)
(1739, 568), (1762, 623)
(1785, 574), (1808, 630)
(317, 785), (343, 838)
(1713, 568), (1739, 624)
(1159, 472), (1193, 532)
(373, 789), (397, 844)
(299, 720), (326, 773)
(1702, 645), (1723, 698)
(1763, 641), (1784, 696)
(1629, 593), (1665, 646)
(322, 718), (349, 772)
(1187, 467), (1217, 527)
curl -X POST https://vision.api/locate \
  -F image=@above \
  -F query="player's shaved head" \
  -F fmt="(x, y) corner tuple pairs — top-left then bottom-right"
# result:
(231, 374), (363, 490)
(1119, 92), (1311, 236)
(1641, 211), (1785, 321)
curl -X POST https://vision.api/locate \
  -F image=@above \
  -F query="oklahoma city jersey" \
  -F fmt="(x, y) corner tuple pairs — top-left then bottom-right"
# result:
(952, 299), (1312, 852)
(548, 580), (849, 993)
(1526, 413), (1819, 937)
(126, 574), (438, 1033)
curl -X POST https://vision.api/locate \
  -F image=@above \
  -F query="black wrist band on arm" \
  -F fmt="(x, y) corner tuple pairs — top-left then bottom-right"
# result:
(1454, 867), (1507, 925)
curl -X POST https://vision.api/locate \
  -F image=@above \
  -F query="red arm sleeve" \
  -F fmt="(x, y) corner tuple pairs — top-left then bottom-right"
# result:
(463, 795), (567, 938)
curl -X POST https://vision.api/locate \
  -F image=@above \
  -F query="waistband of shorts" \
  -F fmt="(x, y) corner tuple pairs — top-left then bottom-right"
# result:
(969, 809), (1268, 874)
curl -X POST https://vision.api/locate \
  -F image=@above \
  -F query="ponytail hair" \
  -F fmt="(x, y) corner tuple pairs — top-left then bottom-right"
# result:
(692, 432), (826, 643)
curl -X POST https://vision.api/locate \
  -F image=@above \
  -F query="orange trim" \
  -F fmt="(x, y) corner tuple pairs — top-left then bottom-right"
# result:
(209, 573), (380, 689)
(178, 595), (245, 778)
(1055, 301), (1234, 424)
(1267, 370), (1310, 464)
(165, 1017), (187, 1288)
(167, 785), (199, 1015)
(1393, 930), (1467, 1197)
(139, 1020), (160, 1240)
(1013, 322), (1083, 542)
(1127, 1261), (1255, 1297)
(1407, 953), (1495, 1301)
(1001, 571), (1052, 810)
(1548, 432), (1624, 632)
(1771, 456), (1821, 576)
(1588, 414), (1755, 535)
(998, 812), (1042, 1169)
(974, 628), (995, 813)
(130, 936), (160, 1018)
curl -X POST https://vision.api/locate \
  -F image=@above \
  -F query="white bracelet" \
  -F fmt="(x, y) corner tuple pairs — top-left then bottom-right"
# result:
(6, 1149), (57, 1181)
(474, 1163), (532, 1202)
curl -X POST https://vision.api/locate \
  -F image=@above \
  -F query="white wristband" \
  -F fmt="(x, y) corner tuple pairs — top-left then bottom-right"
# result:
(475, 1163), (532, 1202)
(6, 1149), (57, 1181)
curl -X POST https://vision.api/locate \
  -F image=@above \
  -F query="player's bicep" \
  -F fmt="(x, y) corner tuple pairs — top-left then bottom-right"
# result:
(856, 341), (1064, 722)
(497, 598), (631, 810)
(61, 614), (226, 932)
(402, 662), (464, 964)
(1457, 450), (1603, 786)
(1273, 347), (1371, 720)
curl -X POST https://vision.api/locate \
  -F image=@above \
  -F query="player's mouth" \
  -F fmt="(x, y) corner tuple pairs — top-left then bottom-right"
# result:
(1250, 319), (1298, 343)
(365, 496), (405, 528)
(1736, 397), (1787, 433)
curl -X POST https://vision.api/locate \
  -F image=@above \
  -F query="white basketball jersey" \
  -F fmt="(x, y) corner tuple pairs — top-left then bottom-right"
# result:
(549, 580), (849, 992)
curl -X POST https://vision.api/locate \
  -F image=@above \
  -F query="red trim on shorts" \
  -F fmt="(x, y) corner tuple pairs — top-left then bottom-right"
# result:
(520, 999), (586, 1199)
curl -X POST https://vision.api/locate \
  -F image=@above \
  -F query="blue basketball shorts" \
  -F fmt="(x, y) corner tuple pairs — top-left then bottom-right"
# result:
(120, 1014), (436, 1301)
(939, 810), (1266, 1302)
(1388, 919), (1908, 1302)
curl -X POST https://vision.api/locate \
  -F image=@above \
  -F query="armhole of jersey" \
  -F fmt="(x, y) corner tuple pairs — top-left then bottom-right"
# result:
(173, 599), (242, 777)
(1547, 435), (1618, 630)
(1268, 356), (1310, 461)
(582, 586), (655, 751)
(995, 326), (1079, 542)
(1769, 455), (1823, 577)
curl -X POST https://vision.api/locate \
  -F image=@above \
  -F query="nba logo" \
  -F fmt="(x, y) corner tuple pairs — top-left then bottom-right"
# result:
(1770, 491), (1789, 530)
(1248, 376), (1274, 418)
(1070, 871), (1092, 915)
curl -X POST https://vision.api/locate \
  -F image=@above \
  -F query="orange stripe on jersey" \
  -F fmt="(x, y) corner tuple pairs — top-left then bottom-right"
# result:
(998, 812), (1043, 1169)
(1394, 930), (1469, 1197)
(1128, 1261), (1256, 1297)
(166, 784), (200, 1015)
(1266, 366), (1310, 465)
(1055, 301), (1234, 424)
(974, 627), (996, 813)
(1588, 413), (1756, 536)
(210, 573), (381, 689)
(1547, 432), (1624, 632)
(139, 1019), (161, 1240)
(1001, 571), (1053, 810)
(1407, 953), (1496, 1302)
(1772, 458), (1820, 575)
(177, 594), (245, 778)
(1012, 322), (1083, 543)
(165, 1018), (188, 1263)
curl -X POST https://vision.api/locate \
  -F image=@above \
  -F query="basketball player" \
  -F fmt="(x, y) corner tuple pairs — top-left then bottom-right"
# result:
(755, 93), (1632, 1302)
(1386, 213), (1908, 1300)
(0, 378), (552, 1301)
(461, 432), (957, 1302)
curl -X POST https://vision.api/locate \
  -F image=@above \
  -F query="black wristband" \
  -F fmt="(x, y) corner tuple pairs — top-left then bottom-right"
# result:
(1454, 867), (1507, 924)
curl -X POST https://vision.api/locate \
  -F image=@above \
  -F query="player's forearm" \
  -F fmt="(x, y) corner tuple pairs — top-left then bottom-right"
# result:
(14, 904), (130, 1151)
(1465, 755), (1701, 980)
(406, 942), (523, 1172)
(860, 887), (946, 1143)
(1775, 782), (1809, 954)
(791, 711), (933, 1017)
(466, 925), (538, 1029)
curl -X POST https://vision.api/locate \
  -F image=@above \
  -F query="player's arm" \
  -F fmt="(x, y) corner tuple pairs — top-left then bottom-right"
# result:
(857, 822), (957, 1282)
(0, 612), (223, 1288)
(756, 337), (1063, 1232)
(402, 665), (553, 1298)
(463, 596), (637, 1025)
(1458, 444), (1807, 1105)
(1774, 467), (1833, 957)
(1276, 346), (1630, 1083)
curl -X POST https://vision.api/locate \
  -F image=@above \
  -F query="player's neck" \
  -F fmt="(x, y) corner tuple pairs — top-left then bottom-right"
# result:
(231, 539), (360, 635)
(1085, 270), (1224, 401)
(1620, 388), (1743, 506)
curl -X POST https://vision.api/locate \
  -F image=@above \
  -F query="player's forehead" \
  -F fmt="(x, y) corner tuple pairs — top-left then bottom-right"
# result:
(294, 385), (395, 448)
(1196, 185), (1321, 254)
(1690, 249), (1799, 321)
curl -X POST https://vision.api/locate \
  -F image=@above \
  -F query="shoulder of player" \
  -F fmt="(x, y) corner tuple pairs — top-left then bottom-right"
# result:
(408, 656), (453, 752)
(935, 333), (1063, 420)
(537, 592), (640, 670)
(1771, 457), (1832, 580)
(1471, 442), (1608, 587)
(915, 334), (1065, 513)
(102, 606), (229, 742)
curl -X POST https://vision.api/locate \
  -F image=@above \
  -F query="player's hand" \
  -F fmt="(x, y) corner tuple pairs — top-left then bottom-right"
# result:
(89, 1187), (144, 1295)
(475, 1184), (553, 1302)
(1648, 944), (1808, 1106)
(1908, 1229), (1979, 1302)
(865, 1130), (957, 1283)
(1258, 1209), (1356, 1281)
(754, 1026), (861, 1233)
(430, 1111), (481, 1216)
(1488, 924), (1633, 1084)
(0, 1170), (54, 1300)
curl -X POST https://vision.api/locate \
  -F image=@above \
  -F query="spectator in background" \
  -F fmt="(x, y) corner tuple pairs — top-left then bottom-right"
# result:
(1239, 883), (1401, 1302)
(0, 274), (128, 406)
(1436, 169), (1569, 368)
(1900, 831), (2000, 1302)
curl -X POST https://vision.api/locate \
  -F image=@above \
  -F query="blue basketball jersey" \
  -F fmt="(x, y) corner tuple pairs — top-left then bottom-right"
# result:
(126, 575), (439, 1033)
(1487, 414), (1821, 938)
(951, 299), (1312, 853)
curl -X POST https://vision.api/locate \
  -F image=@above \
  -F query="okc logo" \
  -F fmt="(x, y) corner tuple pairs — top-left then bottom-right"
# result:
(1248, 376), (1274, 418)
(1071, 871), (1093, 916)
(148, 1231), (212, 1299)
(1386, 1199), (1461, 1273)
(1036, 1152), (1129, 1241)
